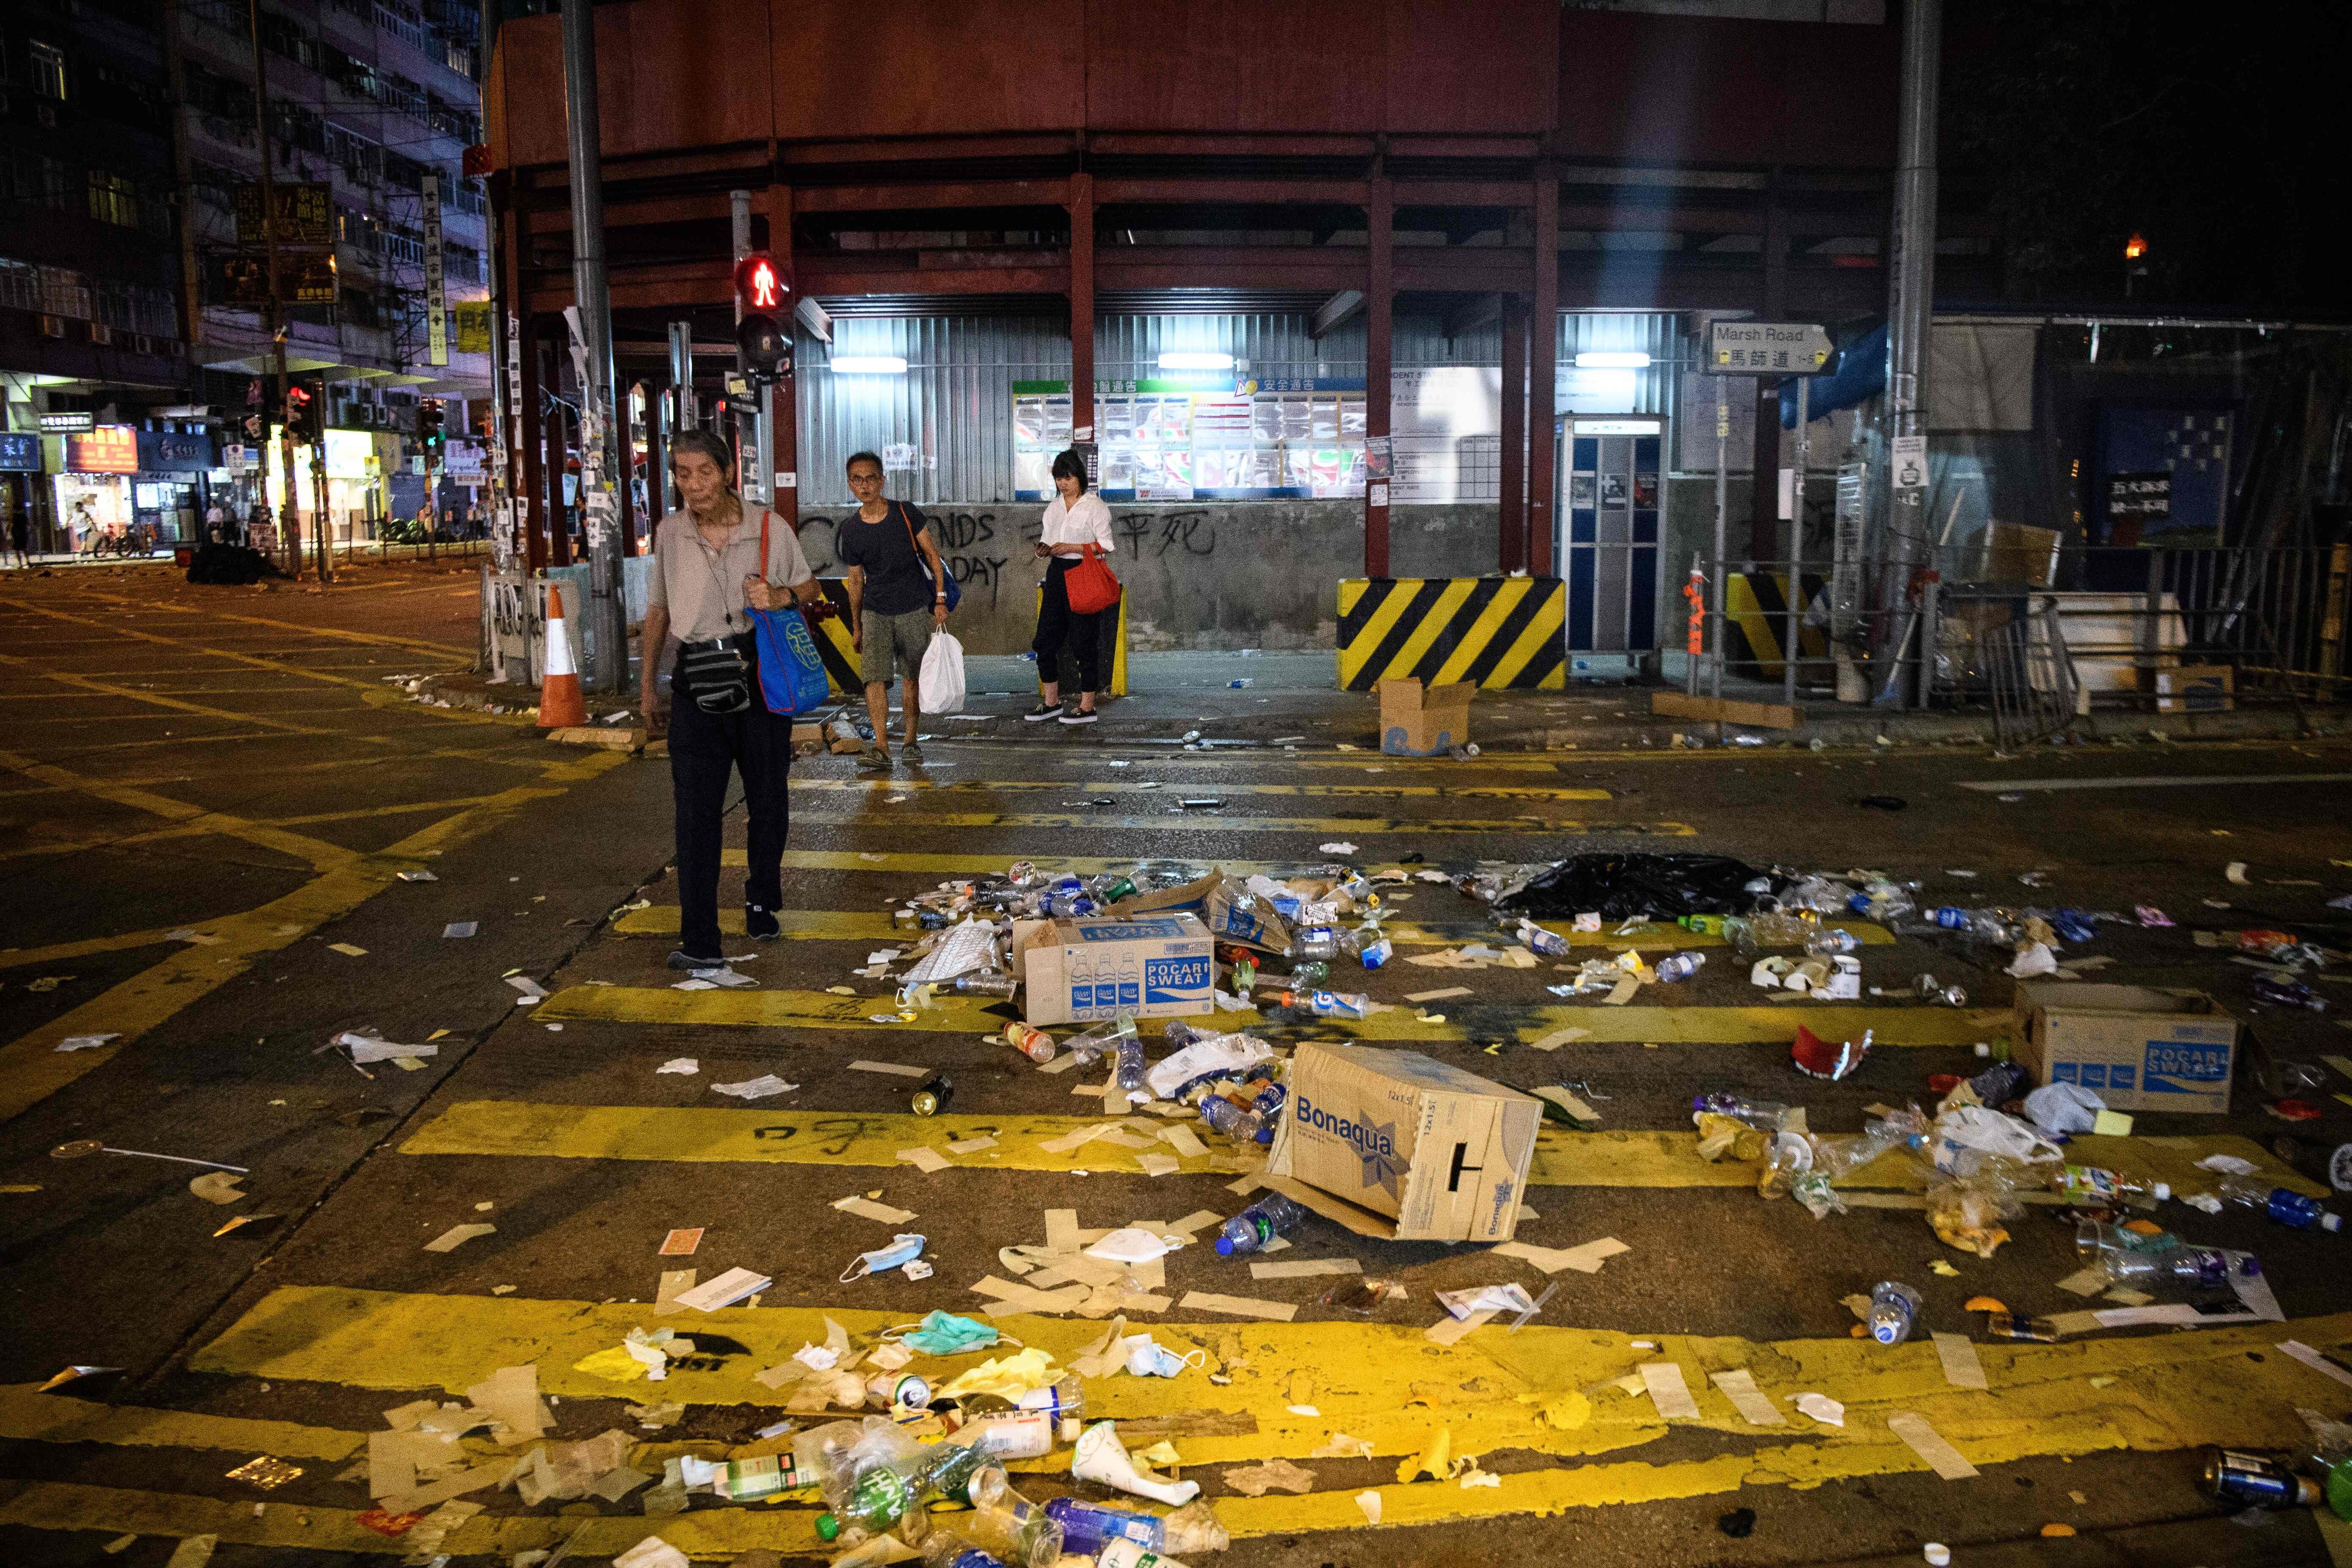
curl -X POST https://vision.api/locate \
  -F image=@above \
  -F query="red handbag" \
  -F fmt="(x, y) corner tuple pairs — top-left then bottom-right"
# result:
(1063, 542), (1122, 615)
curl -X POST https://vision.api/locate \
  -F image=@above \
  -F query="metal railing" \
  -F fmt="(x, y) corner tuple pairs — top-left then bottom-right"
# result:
(1684, 543), (2348, 725)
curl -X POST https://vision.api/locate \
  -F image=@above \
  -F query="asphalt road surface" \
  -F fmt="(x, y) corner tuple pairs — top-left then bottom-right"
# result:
(3, 562), (2351, 1568)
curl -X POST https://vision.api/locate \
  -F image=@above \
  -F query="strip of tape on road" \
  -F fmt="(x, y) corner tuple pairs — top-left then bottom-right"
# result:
(609, 903), (1895, 950)
(398, 1100), (2317, 1196)
(534, 985), (1995, 1045)
(787, 810), (1699, 837)
(176, 1286), (2352, 1502)
(1957, 772), (2352, 792)
(797, 778), (1614, 802)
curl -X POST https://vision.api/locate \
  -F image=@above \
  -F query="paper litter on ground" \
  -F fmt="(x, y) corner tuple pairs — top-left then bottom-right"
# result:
(1710, 1369), (1785, 1426)
(653, 1270), (697, 1316)
(1794, 1392), (1845, 1426)
(1639, 1361), (1702, 1420)
(188, 1171), (245, 1205)
(52, 1034), (118, 1053)
(833, 1195), (918, 1225)
(849, 1060), (931, 1078)
(947, 1136), (997, 1154)
(897, 1146), (952, 1173)
(1178, 1290), (1299, 1321)
(672, 1267), (770, 1312)
(424, 1222), (495, 1252)
(1933, 1332), (1989, 1391)
(1424, 1309), (1497, 1346)
(336, 1032), (436, 1065)
(656, 1058), (698, 1075)
(1886, 1410), (1979, 1478)
(1405, 986), (1472, 1003)
(711, 1075), (797, 1100)
(658, 1228), (702, 1257)
(1250, 1258), (1361, 1280)
(1496, 1237), (1627, 1275)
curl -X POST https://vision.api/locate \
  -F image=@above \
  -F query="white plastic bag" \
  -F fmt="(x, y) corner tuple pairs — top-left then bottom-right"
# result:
(917, 630), (966, 713)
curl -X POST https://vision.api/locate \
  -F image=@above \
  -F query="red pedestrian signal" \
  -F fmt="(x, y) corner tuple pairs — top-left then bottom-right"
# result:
(735, 253), (784, 314)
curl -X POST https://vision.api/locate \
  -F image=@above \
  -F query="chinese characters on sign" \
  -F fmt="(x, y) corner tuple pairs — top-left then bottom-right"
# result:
(423, 174), (446, 367)
(1708, 321), (1833, 374)
(233, 183), (333, 247)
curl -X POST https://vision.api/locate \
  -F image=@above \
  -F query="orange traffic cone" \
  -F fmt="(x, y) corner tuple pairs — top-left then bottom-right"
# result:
(537, 584), (587, 729)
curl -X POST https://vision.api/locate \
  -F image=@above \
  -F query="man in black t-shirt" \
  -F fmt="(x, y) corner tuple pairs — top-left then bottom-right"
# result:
(832, 450), (951, 771)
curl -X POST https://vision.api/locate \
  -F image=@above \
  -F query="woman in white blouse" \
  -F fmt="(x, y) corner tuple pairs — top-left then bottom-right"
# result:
(1025, 448), (1117, 724)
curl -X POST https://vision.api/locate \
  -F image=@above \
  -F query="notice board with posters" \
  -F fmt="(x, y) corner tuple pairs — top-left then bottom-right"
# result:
(2096, 406), (2233, 547)
(1016, 374), (1400, 503)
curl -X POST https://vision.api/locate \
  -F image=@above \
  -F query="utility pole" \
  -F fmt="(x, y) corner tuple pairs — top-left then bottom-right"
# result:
(730, 189), (772, 507)
(245, 0), (297, 578)
(1878, 0), (1941, 697)
(560, 0), (624, 692)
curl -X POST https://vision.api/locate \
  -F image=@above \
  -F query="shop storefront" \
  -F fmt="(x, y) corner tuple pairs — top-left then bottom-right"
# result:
(51, 426), (139, 551)
(0, 431), (46, 554)
(134, 430), (216, 544)
(269, 425), (387, 550)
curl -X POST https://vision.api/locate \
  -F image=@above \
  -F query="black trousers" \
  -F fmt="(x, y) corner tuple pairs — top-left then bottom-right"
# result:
(1032, 555), (1103, 693)
(667, 651), (794, 958)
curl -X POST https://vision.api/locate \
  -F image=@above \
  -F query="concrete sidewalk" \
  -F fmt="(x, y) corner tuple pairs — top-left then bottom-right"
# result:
(421, 646), (2334, 753)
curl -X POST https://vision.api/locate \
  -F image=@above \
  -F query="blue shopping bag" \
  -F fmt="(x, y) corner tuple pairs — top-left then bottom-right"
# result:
(750, 605), (830, 716)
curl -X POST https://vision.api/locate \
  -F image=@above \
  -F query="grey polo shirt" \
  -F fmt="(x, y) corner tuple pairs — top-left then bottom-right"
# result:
(644, 506), (816, 642)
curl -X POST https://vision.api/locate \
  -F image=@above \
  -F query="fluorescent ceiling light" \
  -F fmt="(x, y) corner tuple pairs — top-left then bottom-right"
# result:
(1574, 351), (1652, 369)
(829, 355), (907, 374)
(1157, 351), (1234, 371)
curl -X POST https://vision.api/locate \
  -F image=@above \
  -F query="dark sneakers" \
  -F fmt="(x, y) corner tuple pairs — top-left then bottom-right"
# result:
(1059, 707), (1097, 725)
(745, 906), (781, 941)
(1023, 701), (1064, 721)
(667, 947), (724, 970)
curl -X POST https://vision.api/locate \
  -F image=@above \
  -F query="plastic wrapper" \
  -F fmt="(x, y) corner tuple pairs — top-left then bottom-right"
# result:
(1925, 1159), (2028, 1257)
(1495, 853), (1779, 920)
(1693, 1111), (1766, 1163)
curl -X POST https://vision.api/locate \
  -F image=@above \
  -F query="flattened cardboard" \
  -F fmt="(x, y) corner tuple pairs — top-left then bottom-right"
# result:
(1263, 1042), (1538, 1243)
(1375, 677), (1475, 757)
(2014, 980), (2240, 1114)
(1015, 912), (1213, 1025)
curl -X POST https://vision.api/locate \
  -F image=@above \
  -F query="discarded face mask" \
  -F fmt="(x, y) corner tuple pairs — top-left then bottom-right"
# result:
(1122, 1334), (1208, 1378)
(891, 1311), (1000, 1357)
(841, 1233), (927, 1283)
(1791, 1024), (1872, 1081)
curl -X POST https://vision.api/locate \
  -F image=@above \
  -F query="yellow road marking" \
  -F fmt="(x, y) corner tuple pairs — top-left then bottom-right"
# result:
(611, 903), (1893, 949)
(0, 596), (471, 699)
(58, 585), (478, 662)
(400, 1100), (2318, 1196)
(178, 1285), (2352, 1528)
(0, 651), (340, 739)
(0, 746), (364, 874)
(0, 751), (627, 1122)
(0, 1383), (363, 1461)
(0, 925), (181, 969)
(794, 778), (1613, 802)
(787, 810), (1698, 837)
(535, 984), (1996, 1045)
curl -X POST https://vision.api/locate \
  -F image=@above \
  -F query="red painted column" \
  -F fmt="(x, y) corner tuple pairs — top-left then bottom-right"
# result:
(1528, 172), (1559, 577)
(1364, 176), (1392, 577)
(1068, 173), (1094, 447)
(1499, 292), (1527, 573)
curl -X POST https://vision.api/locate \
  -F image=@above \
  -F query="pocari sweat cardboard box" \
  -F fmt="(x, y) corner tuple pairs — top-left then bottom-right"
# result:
(1264, 1042), (1540, 1243)
(1014, 913), (1213, 1026)
(2014, 980), (2240, 1114)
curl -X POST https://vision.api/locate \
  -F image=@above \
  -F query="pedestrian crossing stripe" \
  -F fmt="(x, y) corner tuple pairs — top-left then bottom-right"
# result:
(1337, 577), (1567, 691)
(785, 809), (1697, 838)
(398, 1101), (2319, 1198)
(607, 904), (1893, 950)
(174, 1286), (2352, 1522)
(793, 778), (1614, 802)
(535, 985), (1994, 1045)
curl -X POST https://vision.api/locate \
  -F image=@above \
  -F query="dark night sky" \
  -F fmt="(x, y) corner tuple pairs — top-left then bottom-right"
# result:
(1945, 0), (2349, 314)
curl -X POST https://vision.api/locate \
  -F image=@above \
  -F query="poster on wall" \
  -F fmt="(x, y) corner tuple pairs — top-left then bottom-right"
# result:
(1014, 374), (1390, 502)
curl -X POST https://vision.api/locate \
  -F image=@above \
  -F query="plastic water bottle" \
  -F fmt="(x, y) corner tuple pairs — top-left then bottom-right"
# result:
(1928, 907), (1973, 928)
(922, 1539), (1009, 1568)
(1216, 1194), (1308, 1256)
(1805, 928), (1861, 956)
(1358, 932), (1394, 969)
(1274, 989), (1369, 1019)
(1866, 1281), (1923, 1346)
(956, 970), (1019, 997)
(1113, 1029), (1147, 1092)
(1064, 1012), (1136, 1067)
(1516, 920), (1570, 958)
(1043, 1499), (1229, 1557)
(1162, 1020), (1207, 1050)
(1003, 1021), (1057, 1064)
(2217, 1176), (2344, 1232)
(1199, 1094), (1269, 1144)
(1290, 928), (1338, 961)
(1653, 952), (1704, 983)
(1692, 1093), (1792, 1130)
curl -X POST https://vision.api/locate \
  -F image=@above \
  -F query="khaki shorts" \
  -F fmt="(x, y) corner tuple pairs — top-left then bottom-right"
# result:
(859, 606), (933, 686)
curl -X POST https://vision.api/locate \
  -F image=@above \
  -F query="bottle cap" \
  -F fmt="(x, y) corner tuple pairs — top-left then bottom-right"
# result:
(2324, 1211), (2343, 1233)
(1215, 1236), (1236, 1256)
(816, 1514), (841, 1542)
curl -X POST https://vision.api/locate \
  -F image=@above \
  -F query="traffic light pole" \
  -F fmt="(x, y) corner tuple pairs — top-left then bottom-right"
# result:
(730, 189), (770, 508)
(560, 0), (625, 693)
(245, 0), (297, 578)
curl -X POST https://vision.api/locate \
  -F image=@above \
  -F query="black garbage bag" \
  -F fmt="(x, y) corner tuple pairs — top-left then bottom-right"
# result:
(1495, 852), (1778, 920)
(185, 543), (279, 585)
